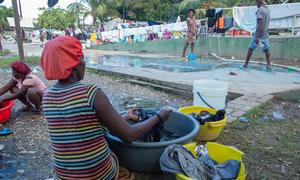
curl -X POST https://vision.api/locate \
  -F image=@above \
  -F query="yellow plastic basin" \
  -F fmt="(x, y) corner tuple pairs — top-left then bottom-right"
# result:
(178, 106), (227, 141)
(176, 142), (246, 180)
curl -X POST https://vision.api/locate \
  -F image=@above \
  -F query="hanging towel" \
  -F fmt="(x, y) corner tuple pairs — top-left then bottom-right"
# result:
(215, 9), (223, 19)
(224, 17), (234, 30)
(208, 18), (216, 28)
(233, 3), (300, 33)
(205, 9), (216, 18)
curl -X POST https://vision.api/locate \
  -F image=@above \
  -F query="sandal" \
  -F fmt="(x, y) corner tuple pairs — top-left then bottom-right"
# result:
(239, 64), (248, 70)
(0, 128), (13, 136)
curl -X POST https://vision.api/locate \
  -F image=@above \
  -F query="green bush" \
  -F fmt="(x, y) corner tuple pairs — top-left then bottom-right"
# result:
(0, 49), (11, 56)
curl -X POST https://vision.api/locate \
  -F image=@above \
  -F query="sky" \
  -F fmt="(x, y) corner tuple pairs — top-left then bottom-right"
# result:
(2, 0), (76, 18)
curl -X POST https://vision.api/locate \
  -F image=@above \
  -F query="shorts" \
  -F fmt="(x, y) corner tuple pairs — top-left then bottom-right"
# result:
(248, 33), (270, 52)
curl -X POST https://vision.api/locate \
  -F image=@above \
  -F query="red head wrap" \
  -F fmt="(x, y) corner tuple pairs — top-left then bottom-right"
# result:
(40, 36), (83, 80)
(10, 61), (32, 75)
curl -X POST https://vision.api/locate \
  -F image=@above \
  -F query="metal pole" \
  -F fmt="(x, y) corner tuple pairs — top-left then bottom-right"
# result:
(18, 0), (22, 18)
(122, 0), (125, 23)
(12, 0), (24, 61)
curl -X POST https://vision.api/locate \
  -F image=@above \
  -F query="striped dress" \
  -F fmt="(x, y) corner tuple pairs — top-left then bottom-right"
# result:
(42, 82), (117, 180)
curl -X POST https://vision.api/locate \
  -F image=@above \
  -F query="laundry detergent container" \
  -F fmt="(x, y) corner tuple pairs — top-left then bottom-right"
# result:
(106, 112), (199, 173)
(178, 106), (226, 141)
(0, 101), (14, 124)
(176, 142), (246, 180)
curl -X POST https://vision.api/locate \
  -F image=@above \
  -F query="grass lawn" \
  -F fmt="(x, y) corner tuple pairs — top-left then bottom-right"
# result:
(0, 56), (40, 68)
(217, 100), (300, 179)
(131, 100), (300, 180)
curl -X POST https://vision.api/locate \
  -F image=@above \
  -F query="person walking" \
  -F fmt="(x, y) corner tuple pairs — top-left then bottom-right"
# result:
(242, 0), (271, 70)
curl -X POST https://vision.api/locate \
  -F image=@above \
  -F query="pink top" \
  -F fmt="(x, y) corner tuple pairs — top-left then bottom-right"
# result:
(13, 73), (47, 92)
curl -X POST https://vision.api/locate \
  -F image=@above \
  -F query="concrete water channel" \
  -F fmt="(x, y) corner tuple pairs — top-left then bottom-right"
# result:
(85, 50), (300, 96)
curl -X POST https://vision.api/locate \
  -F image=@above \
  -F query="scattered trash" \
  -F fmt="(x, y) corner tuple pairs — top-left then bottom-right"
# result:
(228, 72), (237, 76)
(160, 106), (177, 112)
(20, 151), (36, 154)
(272, 112), (284, 120)
(262, 116), (269, 121)
(287, 67), (295, 73)
(239, 117), (249, 123)
(0, 144), (4, 151)
(0, 157), (18, 179)
(280, 165), (287, 175)
(263, 146), (274, 150)
(233, 125), (249, 130)
(17, 169), (25, 174)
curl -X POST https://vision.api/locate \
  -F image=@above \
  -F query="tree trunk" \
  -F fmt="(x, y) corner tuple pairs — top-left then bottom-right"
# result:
(0, 37), (3, 51)
(0, 25), (3, 51)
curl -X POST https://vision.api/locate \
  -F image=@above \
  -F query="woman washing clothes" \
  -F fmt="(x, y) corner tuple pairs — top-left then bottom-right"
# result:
(182, 9), (198, 58)
(0, 61), (46, 112)
(40, 36), (172, 180)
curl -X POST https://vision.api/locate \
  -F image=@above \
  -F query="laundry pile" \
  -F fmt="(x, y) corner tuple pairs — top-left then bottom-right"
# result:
(191, 110), (226, 125)
(160, 144), (241, 179)
(128, 108), (180, 143)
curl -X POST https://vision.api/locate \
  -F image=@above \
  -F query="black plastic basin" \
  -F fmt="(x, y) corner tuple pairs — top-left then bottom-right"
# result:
(106, 112), (199, 173)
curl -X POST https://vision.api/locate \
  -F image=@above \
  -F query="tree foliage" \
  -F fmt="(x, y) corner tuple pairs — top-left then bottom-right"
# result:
(0, 6), (13, 33)
(37, 7), (76, 30)
(67, 0), (122, 24)
(123, 0), (180, 22)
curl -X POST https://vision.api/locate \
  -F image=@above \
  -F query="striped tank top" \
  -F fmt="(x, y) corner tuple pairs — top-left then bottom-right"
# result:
(42, 82), (117, 180)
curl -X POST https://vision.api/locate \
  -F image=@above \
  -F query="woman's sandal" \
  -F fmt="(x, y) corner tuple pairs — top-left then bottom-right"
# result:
(0, 128), (13, 136)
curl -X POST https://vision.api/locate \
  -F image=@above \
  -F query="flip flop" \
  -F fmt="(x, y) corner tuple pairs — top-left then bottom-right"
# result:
(0, 128), (13, 136)
(262, 66), (272, 72)
(239, 64), (248, 70)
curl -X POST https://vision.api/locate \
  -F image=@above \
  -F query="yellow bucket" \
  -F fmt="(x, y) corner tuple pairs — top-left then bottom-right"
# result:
(176, 142), (246, 180)
(178, 106), (227, 141)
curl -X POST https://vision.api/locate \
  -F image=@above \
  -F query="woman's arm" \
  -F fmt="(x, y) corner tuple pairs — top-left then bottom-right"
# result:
(0, 85), (30, 103)
(93, 90), (171, 143)
(0, 78), (17, 96)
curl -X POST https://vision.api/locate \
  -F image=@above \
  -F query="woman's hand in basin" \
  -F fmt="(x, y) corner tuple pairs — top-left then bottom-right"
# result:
(125, 108), (140, 122)
(157, 109), (172, 122)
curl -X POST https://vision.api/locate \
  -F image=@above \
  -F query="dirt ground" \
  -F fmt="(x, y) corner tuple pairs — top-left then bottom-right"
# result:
(0, 69), (299, 180)
(0, 69), (191, 179)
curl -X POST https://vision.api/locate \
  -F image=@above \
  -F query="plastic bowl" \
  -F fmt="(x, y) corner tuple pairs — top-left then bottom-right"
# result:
(0, 101), (14, 124)
(178, 106), (227, 141)
(176, 142), (246, 180)
(107, 112), (200, 173)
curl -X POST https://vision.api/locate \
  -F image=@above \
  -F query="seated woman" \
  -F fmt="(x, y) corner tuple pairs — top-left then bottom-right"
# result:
(0, 61), (46, 112)
(40, 36), (172, 180)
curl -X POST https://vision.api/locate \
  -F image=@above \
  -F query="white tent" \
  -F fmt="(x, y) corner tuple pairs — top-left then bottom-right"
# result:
(7, 17), (35, 29)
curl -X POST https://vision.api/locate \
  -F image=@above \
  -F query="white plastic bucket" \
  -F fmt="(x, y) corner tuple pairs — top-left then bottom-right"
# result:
(193, 80), (228, 110)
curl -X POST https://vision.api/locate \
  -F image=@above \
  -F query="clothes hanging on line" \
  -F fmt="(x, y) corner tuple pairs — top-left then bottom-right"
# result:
(208, 18), (216, 28)
(216, 17), (225, 29)
(205, 9), (216, 18)
(224, 17), (234, 30)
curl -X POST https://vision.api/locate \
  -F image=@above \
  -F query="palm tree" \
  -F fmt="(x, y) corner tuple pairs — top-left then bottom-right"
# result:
(67, 0), (122, 26)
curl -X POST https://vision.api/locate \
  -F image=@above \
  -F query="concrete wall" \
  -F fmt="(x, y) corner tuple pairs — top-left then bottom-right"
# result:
(92, 36), (300, 61)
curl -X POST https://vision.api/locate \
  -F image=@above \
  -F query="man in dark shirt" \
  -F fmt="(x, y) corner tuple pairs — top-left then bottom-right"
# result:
(242, 0), (271, 70)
